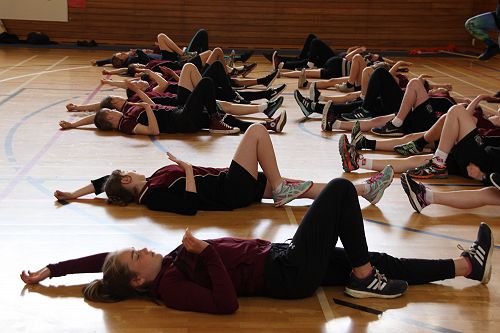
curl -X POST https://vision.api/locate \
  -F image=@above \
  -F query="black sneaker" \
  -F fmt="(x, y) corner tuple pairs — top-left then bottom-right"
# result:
(490, 173), (500, 191)
(268, 83), (286, 101)
(371, 121), (405, 137)
(345, 267), (408, 299)
(406, 159), (448, 179)
(478, 45), (500, 61)
(260, 69), (279, 88)
(341, 107), (372, 121)
(240, 62), (257, 77)
(264, 96), (284, 118)
(294, 90), (314, 118)
(236, 50), (254, 63)
(400, 173), (429, 213)
(309, 81), (321, 102)
(459, 222), (494, 284)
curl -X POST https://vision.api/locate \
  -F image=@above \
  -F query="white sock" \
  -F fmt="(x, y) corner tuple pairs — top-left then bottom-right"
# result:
(424, 189), (434, 203)
(359, 157), (373, 169)
(391, 117), (403, 127)
(258, 104), (266, 112)
(307, 62), (315, 68)
(433, 149), (448, 166)
(332, 120), (341, 129)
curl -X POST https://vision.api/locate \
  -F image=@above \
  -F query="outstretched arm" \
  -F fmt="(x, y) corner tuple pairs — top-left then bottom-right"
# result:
(59, 114), (96, 130)
(66, 102), (101, 112)
(101, 78), (128, 89)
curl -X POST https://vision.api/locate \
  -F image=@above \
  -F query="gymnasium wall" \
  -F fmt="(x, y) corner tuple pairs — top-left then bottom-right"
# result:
(2, 0), (497, 51)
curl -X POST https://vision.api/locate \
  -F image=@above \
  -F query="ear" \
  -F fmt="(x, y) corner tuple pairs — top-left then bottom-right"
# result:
(130, 276), (146, 288)
(120, 175), (132, 184)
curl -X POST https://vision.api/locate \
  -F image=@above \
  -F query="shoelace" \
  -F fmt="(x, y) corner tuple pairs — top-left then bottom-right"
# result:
(366, 171), (384, 184)
(457, 243), (477, 256)
(372, 269), (389, 290)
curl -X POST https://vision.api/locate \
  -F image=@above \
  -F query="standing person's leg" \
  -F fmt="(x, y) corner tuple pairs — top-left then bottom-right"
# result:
(264, 178), (407, 299)
(186, 29), (209, 53)
(465, 12), (500, 60)
(231, 124), (312, 206)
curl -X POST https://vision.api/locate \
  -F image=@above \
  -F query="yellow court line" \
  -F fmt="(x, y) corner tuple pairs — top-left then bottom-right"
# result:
(284, 206), (335, 327)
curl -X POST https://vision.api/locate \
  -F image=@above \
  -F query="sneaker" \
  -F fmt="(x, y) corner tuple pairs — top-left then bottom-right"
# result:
(478, 45), (500, 61)
(341, 107), (372, 121)
(273, 180), (313, 207)
(335, 82), (355, 93)
(260, 69), (279, 88)
(491, 172), (500, 191)
(236, 50), (254, 63)
(265, 110), (287, 133)
(459, 222), (494, 284)
(264, 96), (284, 118)
(362, 165), (394, 204)
(371, 121), (405, 137)
(321, 101), (334, 131)
(309, 81), (321, 102)
(406, 159), (448, 179)
(240, 62), (257, 77)
(339, 134), (359, 172)
(350, 121), (364, 150)
(179, 50), (198, 61)
(294, 90), (314, 118)
(226, 49), (235, 68)
(209, 114), (240, 134)
(268, 83), (286, 101)
(298, 68), (308, 89)
(394, 141), (424, 156)
(345, 267), (408, 299)
(400, 173), (429, 213)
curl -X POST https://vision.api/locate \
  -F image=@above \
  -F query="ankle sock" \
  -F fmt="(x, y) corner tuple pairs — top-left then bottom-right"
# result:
(391, 117), (403, 127)
(433, 149), (448, 166)
(307, 61), (315, 68)
(258, 104), (266, 112)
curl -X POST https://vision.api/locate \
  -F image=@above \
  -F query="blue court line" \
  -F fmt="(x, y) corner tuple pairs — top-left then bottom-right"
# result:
(364, 218), (499, 250)
(149, 135), (169, 153)
(26, 177), (165, 248)
(0, 88), (25, 107)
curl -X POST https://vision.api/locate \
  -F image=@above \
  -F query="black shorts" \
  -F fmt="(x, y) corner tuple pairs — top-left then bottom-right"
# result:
(446, 129), (490, 177)
(221, 160), (267, 209)
(402, 97), (454, 134)
(320, 57), (346, 79)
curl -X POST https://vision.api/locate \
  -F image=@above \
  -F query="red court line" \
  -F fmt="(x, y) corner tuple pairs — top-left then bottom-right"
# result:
(0, 81), (105, 201)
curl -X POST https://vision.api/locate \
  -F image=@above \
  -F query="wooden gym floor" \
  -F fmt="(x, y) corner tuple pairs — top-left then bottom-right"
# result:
(0, 47), (499, 333)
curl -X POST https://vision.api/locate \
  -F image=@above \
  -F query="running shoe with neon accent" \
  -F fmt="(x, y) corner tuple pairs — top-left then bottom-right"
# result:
(400, 173), (429, 213)
(362, 165), (394, 204)
(459, 222), (494, 284)
(394, 141), (424, 156)
(339, 134), (359, 172)
(406, 159), (448, 179)
(273, 180), (313, 207)
(350, 121), (365, 150)
(345, 267), (408, 299)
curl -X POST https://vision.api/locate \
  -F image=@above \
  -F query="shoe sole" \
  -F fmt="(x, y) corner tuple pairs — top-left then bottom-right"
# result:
(339, 134), (356, 172)
(274, 180), (313, 207)
(369, 166), (394, 205)
(266, 96), (283, 118)
(294, 91), (312, 118)
(351, 121), (361, 147)
(344, 287), (405, 299)
(209, 128), (240, 134)
(297, 68), (306, 89)
(274, 110), (287, 133)
(481, 222), (494, 284)
(407, 172), (448, 180)
(266, 71), (278, 88)
(309, 82), (318, 101)
(400, 173), (423, 213)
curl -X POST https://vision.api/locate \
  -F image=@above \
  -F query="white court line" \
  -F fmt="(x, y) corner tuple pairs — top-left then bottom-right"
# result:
(284, 207), (335, 327)
(422, 64), (496, 94)
(0, 65), (91, 84)
(0, 55), (38, 76)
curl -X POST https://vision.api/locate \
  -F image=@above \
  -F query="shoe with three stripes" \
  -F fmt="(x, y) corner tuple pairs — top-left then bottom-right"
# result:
(345, 267), (408, 299)
(459, 222), (494, 284)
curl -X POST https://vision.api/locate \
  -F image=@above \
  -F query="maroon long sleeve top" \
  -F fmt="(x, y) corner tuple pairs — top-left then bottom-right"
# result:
(47, 237), (272, 314)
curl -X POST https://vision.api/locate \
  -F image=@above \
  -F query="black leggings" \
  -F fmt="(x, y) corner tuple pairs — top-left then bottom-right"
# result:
(362, 68), (404, 117)
(263, 178), (455, 299)
(186, 29), (209, 53)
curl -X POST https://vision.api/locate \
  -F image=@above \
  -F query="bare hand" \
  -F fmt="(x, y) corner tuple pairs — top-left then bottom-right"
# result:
(102, 69), (111, 75)
(54, 190), (75, 200)
(418, 74), (433, 80)
(182, 229), (209, 254)
(100, 78), (112, 85)
(167, 152), (192, 171)
(397, 61), (413, 67)
(59, 120), (74, 129)
(467, 163), (485, 181)
(66, 103), (78, 112)
(90, 60), (97, 66)
(20, 267), (51, 284)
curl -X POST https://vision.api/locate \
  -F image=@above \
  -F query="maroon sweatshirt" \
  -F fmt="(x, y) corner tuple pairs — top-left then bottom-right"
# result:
(47, 237), (272, 314)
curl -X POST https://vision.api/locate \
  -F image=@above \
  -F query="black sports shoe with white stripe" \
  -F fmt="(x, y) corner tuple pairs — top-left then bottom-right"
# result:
(345, 267), (408, 299)
(460, 222), (494, 284)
